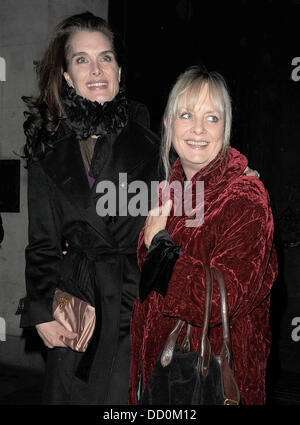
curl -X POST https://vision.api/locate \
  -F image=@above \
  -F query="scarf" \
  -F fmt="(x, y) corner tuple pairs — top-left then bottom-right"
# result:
(61, 85), (129, 178)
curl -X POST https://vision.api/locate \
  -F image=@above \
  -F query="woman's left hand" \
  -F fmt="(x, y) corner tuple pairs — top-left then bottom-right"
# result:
(244, 166), (260, 178)
(144, 200), (173, 249)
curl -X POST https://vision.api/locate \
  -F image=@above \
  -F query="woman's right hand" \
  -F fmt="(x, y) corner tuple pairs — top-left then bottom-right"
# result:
(35, 320), (77, 349)
(144, 199), (173, 249)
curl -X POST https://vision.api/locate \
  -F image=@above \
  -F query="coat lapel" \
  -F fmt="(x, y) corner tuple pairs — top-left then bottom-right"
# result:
(91, 122), (160, 195)
(41, 131), (117, 247)
(90, 122), (160, 221)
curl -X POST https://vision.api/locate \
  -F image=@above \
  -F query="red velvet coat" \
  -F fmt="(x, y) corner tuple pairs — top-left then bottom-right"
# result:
(128, 148), (278, 405)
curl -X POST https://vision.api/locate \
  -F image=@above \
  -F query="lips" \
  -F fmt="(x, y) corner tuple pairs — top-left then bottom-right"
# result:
(185, 140), (209, 149)
(86, 80), (108, 89)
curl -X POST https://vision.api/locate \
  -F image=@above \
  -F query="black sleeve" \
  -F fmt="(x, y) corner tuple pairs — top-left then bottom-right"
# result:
(19, 161), (62, 327)
(138, 230), (181, 302)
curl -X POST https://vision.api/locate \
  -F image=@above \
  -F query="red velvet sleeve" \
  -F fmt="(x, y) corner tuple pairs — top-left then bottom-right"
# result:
(161, 179), (278, 326)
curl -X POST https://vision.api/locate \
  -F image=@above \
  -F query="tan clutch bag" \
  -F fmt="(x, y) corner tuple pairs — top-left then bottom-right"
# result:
(52, 288), (96, 352)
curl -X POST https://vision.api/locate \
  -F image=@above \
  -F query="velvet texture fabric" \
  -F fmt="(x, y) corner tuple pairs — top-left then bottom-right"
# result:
(128, 148), (278, 405)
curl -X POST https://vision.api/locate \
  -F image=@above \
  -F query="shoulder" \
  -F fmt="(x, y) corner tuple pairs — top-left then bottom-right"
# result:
(27, 123), (75, 178)
(220, 175), (272, 221)
(128, 100), (151, 128)
(221, 147), (271, 209)
(124, 119), (161, 150)
(230, 175), (270, 205)
(25, 118), (73, 164)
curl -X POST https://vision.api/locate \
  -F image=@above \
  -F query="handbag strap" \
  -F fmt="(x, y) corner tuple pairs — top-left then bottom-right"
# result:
(212, 268), (233, 366)
(161, 266), (233, 374)
(199, 265), (213, 375)
(200, 266), (233, 375)
(160, 319), (185, 367)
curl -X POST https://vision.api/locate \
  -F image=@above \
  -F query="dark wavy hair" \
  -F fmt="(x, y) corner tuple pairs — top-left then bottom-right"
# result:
(22, 11), (126, 161)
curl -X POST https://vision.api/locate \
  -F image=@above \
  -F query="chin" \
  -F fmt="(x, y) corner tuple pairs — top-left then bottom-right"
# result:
(80, 91), (106, 103)
(95, 96), (111, 104)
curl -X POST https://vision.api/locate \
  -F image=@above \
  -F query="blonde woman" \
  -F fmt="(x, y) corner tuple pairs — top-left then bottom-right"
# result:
(128, 66), (278, 405)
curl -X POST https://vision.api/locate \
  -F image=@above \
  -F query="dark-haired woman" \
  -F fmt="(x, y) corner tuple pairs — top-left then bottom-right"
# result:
(19, 12), (160, 405)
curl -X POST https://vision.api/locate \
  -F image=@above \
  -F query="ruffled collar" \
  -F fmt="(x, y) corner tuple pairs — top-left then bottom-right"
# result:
(170, 147), (248, 189)
(61, 85), (129, 140)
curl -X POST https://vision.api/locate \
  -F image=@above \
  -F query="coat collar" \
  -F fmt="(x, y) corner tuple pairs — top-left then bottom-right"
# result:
(170, 147), (248, 190)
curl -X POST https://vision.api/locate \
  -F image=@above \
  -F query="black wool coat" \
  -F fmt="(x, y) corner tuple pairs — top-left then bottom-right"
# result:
(20, 107), (161, 404)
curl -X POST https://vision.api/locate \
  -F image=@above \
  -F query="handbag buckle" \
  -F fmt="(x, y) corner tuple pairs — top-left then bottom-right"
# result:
(224, 398), (238, 405)
(58, 296), (68, 309)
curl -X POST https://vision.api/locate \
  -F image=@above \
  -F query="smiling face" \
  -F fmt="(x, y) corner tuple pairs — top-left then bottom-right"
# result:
(63, 30), (121, 104)
(172, 83), (224, 180)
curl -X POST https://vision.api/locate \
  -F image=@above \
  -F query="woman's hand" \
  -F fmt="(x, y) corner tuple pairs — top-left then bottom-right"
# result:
(144, 200), (173, 249)
(36, 320), (77, 349)
(244, 166), (260, 178)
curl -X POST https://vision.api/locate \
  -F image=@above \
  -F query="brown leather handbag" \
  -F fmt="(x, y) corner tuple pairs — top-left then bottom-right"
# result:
(52, 288), (95, 352)
(139, 266), (240, 405)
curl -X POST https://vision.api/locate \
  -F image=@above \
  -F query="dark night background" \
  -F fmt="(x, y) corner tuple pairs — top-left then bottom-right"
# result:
(108, 0), (300, 403)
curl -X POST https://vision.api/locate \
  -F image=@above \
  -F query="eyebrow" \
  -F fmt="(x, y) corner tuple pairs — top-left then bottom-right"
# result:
(70, 49), (115, 59)
(178, 108), (220, 114)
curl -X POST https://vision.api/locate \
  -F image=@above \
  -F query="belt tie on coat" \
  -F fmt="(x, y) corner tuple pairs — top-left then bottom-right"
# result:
(68, 243), (137, 382)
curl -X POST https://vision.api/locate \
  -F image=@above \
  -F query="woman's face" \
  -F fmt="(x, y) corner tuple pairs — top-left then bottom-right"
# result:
(172, 83), (224, 180)
(63, 30), (121, 104)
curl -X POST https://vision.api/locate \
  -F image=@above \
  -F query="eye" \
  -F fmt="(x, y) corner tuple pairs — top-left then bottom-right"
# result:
(179, 112), (192, 119)
(101, 54), (113, 62)
(75, 56), (87, 64)
(207, 115), (219, 123)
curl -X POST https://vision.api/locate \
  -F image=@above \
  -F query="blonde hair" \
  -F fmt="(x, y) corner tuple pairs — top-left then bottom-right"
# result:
(161, 66), (232, 179)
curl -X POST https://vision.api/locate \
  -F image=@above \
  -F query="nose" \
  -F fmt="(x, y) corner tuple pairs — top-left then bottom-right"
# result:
(90, 60), (102, 76)
(193, 117), (206, 134)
